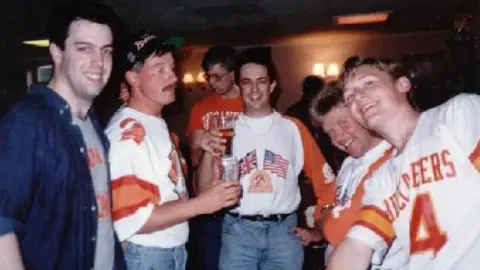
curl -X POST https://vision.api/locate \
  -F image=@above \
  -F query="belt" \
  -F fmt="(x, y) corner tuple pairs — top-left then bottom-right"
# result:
(227, 212), (293, 222)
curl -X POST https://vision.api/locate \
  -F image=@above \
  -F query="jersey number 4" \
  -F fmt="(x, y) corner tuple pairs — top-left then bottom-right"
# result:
(410, 193), (447, 255)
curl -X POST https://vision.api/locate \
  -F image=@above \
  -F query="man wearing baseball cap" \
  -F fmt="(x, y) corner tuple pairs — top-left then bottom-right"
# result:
(105, 31), (241, 270)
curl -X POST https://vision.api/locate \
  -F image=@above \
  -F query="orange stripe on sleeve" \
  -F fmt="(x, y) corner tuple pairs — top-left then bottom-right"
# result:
(355, 205), (395, 245)
(111, 175), (160, 221)
(469, 140), (480, 173)
(322, 146), (394, 246)
(284, 116), (336, 212)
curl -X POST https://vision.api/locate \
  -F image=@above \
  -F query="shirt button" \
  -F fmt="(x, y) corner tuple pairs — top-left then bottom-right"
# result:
(59, 109), (64, 114)
(80, 147), (85, 153)
(91, 205), (96, 211)
(91, 237), (96, 242)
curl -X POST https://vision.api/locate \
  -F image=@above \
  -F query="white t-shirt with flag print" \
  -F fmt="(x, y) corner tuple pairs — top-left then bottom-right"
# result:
(230, 111), (335, 216)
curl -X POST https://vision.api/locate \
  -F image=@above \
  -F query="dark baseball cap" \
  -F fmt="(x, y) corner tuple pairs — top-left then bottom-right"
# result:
(124, 30), (184, 71)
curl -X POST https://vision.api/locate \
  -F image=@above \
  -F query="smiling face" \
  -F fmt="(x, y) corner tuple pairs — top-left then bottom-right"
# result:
(50, 19), (113, 102)
(342, 65), (411, 131)
(127, 51), (178, 110)
(318, 104), (380, 158)
(238, 62), (276, 117)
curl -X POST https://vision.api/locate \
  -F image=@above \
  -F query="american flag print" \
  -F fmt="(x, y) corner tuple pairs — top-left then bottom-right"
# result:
(263, 149), (289, 179)
(239, 150), (258, 178)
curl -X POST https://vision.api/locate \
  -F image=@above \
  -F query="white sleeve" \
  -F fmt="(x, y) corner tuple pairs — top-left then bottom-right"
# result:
(346, 167), (396, 260)
(445, 94), (480, 156)
(108, 137), (159, 242)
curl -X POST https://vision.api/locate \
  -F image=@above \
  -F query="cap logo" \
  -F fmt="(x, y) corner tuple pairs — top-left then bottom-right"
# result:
(134, 34), (156, 51)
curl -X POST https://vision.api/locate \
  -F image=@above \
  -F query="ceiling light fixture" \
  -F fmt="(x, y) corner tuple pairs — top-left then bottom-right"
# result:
(334, 11), (392, 25)
(23, 39), (49, 47)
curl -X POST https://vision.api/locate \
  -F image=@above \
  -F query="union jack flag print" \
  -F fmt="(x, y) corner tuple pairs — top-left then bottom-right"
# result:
(239, 150), (257, 178)
(264, 150), (289, 179)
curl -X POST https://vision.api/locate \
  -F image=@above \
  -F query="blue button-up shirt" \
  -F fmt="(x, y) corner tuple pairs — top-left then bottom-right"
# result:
(0, 85), (125, 269)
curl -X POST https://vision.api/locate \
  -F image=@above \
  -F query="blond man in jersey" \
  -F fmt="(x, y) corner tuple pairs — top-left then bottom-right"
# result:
(328, 57), (480, 270)
(294, 85), (408, 268)
(197, 48), (335, 270)
(106, 31), (241, 270)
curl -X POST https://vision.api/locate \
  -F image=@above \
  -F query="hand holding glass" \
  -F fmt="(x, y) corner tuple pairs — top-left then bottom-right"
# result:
(208, 114), (236, 156)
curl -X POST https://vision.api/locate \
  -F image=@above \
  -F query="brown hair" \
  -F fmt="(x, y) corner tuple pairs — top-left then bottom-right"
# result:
(309, 84), (345, 122)
(339, 56), (409, 89)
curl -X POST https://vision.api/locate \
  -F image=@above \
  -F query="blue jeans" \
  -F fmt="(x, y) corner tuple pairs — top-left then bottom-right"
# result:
(124, 242), (187, 270)
(219, 213), (304, 270)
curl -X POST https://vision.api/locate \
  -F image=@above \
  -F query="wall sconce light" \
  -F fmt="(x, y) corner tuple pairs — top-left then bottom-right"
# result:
(312, 63), (339, 78)
(182, 71), (207, 92)
(182, 73), (194, 84)
(196, 72), (206, 83)
(326, 64), (340, 77)
(312, 63), (325, 77)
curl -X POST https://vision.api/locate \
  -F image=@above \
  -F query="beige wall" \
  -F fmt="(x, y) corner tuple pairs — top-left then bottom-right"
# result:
(170, 30), (450, 143)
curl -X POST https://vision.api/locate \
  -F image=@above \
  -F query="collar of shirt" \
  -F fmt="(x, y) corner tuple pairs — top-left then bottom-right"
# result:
(29, 84), (110, 152)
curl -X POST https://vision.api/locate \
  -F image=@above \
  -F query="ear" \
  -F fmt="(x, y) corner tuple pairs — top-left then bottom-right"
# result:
(269, 80), (277, 93)
(49, 43), (62, 65)
(396, 76), (411, 94)
(125, 70), (139, 89)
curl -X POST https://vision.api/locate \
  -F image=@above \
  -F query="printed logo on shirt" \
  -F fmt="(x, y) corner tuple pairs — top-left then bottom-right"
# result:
(88, 147), (105, 169)
(332, 200), (352, 219)
(169, 133), (189, 176)
(332, 185), (352, 218)
(168, 149), (180, 184)
(323, 163), (335, 184)
(264, 149), (289, 179)
(168, 148), (188, 198)
(239, 150), (258, 179)
(336, 185), (350, 206)
(96, 192), (112, 219)
(248, 170), (273, 193)
(119, 118), (145, 145)
(202, 111), (241, 130)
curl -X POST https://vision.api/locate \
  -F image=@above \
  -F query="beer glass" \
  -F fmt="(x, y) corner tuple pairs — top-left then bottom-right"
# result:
(208, 114), (236, 156)
(208, 114), (239, 182)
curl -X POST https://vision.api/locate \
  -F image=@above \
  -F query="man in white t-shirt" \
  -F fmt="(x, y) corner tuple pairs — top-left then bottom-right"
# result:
(328, 57), (480, 270)
(196, 48), (336, 270)
(106, 31), (241, 270)
(296, 85), (408, 269)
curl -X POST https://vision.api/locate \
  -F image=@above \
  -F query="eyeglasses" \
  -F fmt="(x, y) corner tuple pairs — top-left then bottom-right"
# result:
(204, 72), (229, 82)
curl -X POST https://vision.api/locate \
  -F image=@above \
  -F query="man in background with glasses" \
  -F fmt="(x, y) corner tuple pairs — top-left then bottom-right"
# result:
(187, 45), (243, 270)
(187, 46), (243, 167)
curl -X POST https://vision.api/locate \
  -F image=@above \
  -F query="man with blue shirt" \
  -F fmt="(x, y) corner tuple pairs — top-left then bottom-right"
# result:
(0, 2), (125, 269)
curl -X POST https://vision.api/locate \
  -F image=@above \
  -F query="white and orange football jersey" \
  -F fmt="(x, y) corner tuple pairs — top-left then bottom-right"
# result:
(347, 94), (480, 269)
(106, 107), (189, 248)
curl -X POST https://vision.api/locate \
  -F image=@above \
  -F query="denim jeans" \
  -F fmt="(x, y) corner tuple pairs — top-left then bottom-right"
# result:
(124, 242), (187, 270)
(219, 213), (304, 270)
